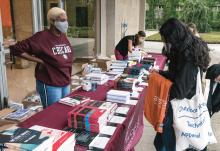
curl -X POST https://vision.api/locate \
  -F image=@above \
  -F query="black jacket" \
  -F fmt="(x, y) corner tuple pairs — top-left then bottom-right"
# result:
(206, 64), (220, 116)
(159, 50), (199, 101)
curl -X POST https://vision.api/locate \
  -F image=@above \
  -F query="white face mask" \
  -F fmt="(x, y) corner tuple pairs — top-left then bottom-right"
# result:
(54, 21), (69, 33)
(139, 38), (145, 44)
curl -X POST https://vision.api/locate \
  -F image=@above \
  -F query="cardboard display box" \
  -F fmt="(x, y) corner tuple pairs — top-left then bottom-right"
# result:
(90, 59), (112, 71)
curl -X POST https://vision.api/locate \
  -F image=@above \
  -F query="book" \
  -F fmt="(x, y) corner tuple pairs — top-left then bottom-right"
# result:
(68, 106), (107, 133)
(85, 73), (109, 85)
(115, 106), (130, 116)
(30, 125), (75, 151)
(100, 126), (116, 136)
(107, 90), (130, 104)
(109, 116), (126, 124)
(0, 126), (53, 151)
(4, 109), (32, 122)
(89, 135), (110, 150)
(128, 51), (142, 61)
(74, 129), (98, 147)
(126, 99), (138, 106)
(86, 101), (117, 121)
(59, 95), (90, 107)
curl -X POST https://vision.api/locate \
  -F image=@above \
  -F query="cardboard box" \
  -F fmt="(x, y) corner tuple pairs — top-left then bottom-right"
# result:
(90, 59), (112, 71)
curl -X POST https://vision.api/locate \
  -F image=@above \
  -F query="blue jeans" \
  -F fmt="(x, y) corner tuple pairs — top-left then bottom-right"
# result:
(36, 80), (70, 108)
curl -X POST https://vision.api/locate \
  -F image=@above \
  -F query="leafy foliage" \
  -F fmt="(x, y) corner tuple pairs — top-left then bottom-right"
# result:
(145, 0), (220, 32)
(180, 0), (211, 32)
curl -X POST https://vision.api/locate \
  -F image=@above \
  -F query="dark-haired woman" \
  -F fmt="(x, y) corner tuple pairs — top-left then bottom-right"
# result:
(114, 31), (146, 60)
(153, 18), (210, 151)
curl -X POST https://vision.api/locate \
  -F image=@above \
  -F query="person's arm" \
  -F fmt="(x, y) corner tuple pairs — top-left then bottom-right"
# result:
(128, 40), (133, 53)
(20, 53), (44, 64)
(10, 33), (44, 64)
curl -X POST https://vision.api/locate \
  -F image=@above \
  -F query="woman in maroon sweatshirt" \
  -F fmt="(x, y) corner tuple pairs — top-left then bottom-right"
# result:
(10, 7), (73, 108)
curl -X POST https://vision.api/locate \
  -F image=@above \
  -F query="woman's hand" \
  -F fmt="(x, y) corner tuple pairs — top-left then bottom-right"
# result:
(149, 66), (160, 73)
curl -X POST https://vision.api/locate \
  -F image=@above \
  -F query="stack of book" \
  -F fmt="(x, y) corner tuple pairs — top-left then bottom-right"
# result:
(89, 134), (110, 150)
(0, 126), (54, 151)
(67, 100), (118, 133)
(105, 72), (121, 81)
(129, 65), (142, 76)
(115, 106), (130, 117)
(84, 101), (118, 121)
(128, 50), (142, 61)
(63, 127), (98, 149)
(59, 95), (90, 107)
(141, 57), (156, 66)
(85, 73), (109, 85)
(30, 125), (75, 151)
(108, 60), (127, 75)
(68, 105), (107, 133)
(107, 90), (130, 104)
(117, 78), (133, 90)
(109, 115), (126, 125)
(4, 109), (32, 122)
(91, 67), (102, 73)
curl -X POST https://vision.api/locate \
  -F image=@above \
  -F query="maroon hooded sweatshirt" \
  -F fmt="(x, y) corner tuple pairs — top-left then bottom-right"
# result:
(10, 29), (73, 87)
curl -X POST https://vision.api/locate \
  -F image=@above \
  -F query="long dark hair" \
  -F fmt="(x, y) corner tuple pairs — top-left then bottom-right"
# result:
(160, 18), (210, 71)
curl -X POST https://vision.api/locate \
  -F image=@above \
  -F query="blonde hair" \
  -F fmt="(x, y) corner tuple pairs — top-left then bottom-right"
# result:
(47, 7), (66, 25)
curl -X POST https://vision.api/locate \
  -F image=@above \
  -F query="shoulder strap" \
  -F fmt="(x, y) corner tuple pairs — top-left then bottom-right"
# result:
(196, 68), (203, 95)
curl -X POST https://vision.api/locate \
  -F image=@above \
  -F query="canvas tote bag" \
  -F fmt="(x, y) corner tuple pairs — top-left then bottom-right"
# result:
(171, 69), (217, 151)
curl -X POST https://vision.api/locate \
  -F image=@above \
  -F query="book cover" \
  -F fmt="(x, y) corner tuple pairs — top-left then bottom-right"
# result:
(89, 135), (110, 150)
(4, 109), (31, 122)
(68, 106), (107, 133)
(30, 125), (75, 151)
(0, 126), (53, 151)
(75, 129), (97, 147)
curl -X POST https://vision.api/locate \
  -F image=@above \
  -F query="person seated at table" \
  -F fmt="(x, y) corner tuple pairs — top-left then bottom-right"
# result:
(114, 31), (146, 60)
(206, 63), (220, 117)
(187, 23), (200, 38)
(152, 18), (210, 151)
(10, 7), (73, 108)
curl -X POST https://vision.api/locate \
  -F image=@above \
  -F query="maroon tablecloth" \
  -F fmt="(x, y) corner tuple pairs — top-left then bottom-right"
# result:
(18, 83), (114, 130)
(148, 53), (167, 70)
(19, 81), (143, 151)
(19, 54), (166, 151)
